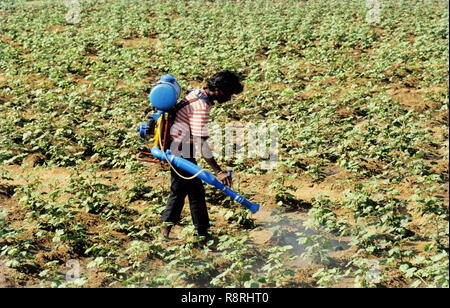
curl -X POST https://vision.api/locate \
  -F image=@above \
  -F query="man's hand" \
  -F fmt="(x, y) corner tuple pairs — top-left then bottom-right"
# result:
(195, 136), (232, 186)
(196, 136), (231, 186)
(217, 170), (232, 187)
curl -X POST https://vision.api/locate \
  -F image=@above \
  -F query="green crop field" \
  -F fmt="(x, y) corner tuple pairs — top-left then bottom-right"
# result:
(0, 0), (448, 289)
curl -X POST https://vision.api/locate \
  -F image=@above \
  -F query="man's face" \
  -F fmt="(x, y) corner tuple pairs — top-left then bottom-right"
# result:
(214, 88), (233, 104)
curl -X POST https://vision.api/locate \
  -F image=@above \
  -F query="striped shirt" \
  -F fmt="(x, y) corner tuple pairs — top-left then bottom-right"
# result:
(170, 88), (211, 143)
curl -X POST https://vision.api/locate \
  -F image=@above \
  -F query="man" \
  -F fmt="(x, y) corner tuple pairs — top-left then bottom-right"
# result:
(161, 70), (244, 240)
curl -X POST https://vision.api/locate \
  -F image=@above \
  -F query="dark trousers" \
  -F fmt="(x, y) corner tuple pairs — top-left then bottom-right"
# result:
(161, 143), (209, 234)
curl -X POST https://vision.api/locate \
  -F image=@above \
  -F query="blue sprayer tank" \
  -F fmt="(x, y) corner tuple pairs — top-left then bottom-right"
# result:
(137, 75), (180, 140)
(149, 74), (181, 111)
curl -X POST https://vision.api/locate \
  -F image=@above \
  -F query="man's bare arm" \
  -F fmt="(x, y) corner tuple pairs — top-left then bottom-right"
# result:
(195, 136), (232, 186)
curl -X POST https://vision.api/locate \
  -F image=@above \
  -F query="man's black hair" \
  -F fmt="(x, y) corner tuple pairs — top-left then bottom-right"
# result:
(206, 70), (244, 95)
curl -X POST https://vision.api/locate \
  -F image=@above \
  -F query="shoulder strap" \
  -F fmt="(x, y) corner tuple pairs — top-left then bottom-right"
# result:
(170, 89), (200, 114)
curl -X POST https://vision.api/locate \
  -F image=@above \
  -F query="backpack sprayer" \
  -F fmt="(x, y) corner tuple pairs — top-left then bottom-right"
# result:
(136, 74), (260, 214)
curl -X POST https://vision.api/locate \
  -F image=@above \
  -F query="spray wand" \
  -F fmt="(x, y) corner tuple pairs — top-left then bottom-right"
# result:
(150, 146), (260, 214)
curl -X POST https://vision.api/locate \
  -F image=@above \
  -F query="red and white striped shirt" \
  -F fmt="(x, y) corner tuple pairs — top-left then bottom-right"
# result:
(170, 89), (211, 143)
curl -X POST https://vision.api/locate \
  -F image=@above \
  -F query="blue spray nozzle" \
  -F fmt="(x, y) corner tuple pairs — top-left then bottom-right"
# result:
(248, 203), (260, 214)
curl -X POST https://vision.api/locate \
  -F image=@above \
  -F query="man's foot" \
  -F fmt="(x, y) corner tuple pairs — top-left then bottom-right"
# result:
(197, 230), (209, 237)
(161, 225), (172, 239)
(195, 230), (214, 247)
